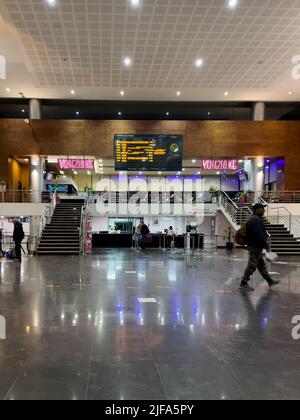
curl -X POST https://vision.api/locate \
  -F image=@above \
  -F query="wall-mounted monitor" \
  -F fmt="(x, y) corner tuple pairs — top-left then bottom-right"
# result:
(114, 134), (183, 172)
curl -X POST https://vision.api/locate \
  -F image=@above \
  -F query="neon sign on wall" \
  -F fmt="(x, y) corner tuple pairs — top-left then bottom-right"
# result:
(202, 159), (238, 171)
(57, 159), (95, 170)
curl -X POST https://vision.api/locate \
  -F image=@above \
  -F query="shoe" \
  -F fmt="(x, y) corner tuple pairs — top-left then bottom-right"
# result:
(268, 279), (280, 287)
(239, 283), (255, 292)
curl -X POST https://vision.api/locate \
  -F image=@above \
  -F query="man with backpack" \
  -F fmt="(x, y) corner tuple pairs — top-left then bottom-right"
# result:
(238, 203), (280, 292)
(13, 219), (25, 262)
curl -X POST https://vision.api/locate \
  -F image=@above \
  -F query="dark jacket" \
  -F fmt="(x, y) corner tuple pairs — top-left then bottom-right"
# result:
(13, 222), (25, 242)
(140, 224), (150, 235)
(246, 215), (269, 250)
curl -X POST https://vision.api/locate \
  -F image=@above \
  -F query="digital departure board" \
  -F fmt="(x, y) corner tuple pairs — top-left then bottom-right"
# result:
(114, 134), (183, 172)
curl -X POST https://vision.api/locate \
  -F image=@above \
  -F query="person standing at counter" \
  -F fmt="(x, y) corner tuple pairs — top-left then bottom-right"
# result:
(133, 224), (142, 249)
(0, 229), (4, 257)
(140, 222), (150, 249)
(13, 219), (25, 262)
(167, 226), (176, 248)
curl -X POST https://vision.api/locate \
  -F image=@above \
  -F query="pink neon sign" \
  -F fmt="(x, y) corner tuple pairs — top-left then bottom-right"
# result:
(202, 159), (238, 171)
(57, 159), (95, 170)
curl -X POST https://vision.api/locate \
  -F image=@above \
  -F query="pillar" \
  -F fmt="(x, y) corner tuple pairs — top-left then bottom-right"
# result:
(251, 102), (265, 121)
(30, 156), (44, 203)
(29, 99), (42, 120)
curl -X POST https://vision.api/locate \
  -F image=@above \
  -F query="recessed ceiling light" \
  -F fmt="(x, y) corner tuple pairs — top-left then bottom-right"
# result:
(228, 0), (238, 9)
(131, 0), (140, 7)
(177, 91), (181, 96)
(120, 90), (125, 96)
(224, 91), (229, 96)
(123, 57), (132, 67)
(195, 58), (204, 68)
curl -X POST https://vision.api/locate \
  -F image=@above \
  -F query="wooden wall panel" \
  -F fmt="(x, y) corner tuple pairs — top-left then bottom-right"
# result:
(1, 119), (300, 190)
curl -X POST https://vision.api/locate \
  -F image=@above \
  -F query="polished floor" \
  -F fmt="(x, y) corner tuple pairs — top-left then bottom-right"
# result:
(0, 248), (300, 400)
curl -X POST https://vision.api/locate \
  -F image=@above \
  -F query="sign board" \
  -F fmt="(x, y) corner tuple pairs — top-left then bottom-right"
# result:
(57, 159), (94, 171)
(114, 134), (183, 171)
(202, 159), (238, 171)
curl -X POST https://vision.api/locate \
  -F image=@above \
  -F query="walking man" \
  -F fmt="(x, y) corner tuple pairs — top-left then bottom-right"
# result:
(13, 219), (25, 262)
(240, 203), (280, 292)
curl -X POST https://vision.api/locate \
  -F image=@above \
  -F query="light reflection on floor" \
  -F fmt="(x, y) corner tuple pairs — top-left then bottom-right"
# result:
(0, 249), (300, 400)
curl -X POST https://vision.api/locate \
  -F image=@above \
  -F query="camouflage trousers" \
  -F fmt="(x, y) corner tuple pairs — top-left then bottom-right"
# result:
(242, 247), (272, 284)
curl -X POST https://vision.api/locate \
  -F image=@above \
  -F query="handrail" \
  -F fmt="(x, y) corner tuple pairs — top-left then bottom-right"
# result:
(80, 191), (89, 254)
(258, 196), (292, 232)
(221, 191), (239, 210)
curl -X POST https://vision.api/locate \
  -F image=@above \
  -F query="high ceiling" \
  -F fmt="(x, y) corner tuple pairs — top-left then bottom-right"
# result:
(0, 0), (300, 101)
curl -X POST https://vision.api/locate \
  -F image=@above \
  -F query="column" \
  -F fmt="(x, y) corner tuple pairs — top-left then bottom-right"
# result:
(29, 99), (42, 120)
(251, 102), (265, 121)
(30, 156), (44, 203)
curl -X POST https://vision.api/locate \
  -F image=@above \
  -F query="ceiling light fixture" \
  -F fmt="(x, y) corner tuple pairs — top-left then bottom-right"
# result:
(123, 57), (132, 67)
(228, 0), (238, 9)
(131, 0), (140, 7)
(195, 58), (204, 68)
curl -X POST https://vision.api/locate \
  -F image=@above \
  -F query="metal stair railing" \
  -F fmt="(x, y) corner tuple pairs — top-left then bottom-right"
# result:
(80, 192), (90, 255)
(218, 191), (252, 228)
(258, 196), (292, 230)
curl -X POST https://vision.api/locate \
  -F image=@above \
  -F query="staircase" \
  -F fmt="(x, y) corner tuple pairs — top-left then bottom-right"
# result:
(263, 219), (300, 256)
(219, 191), (300, 256)
(37, 199), (84, 255)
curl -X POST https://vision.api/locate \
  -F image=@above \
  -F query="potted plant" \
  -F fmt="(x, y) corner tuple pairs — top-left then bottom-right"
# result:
(224, 227), (234, 250)
(209, 186), (219, 204)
